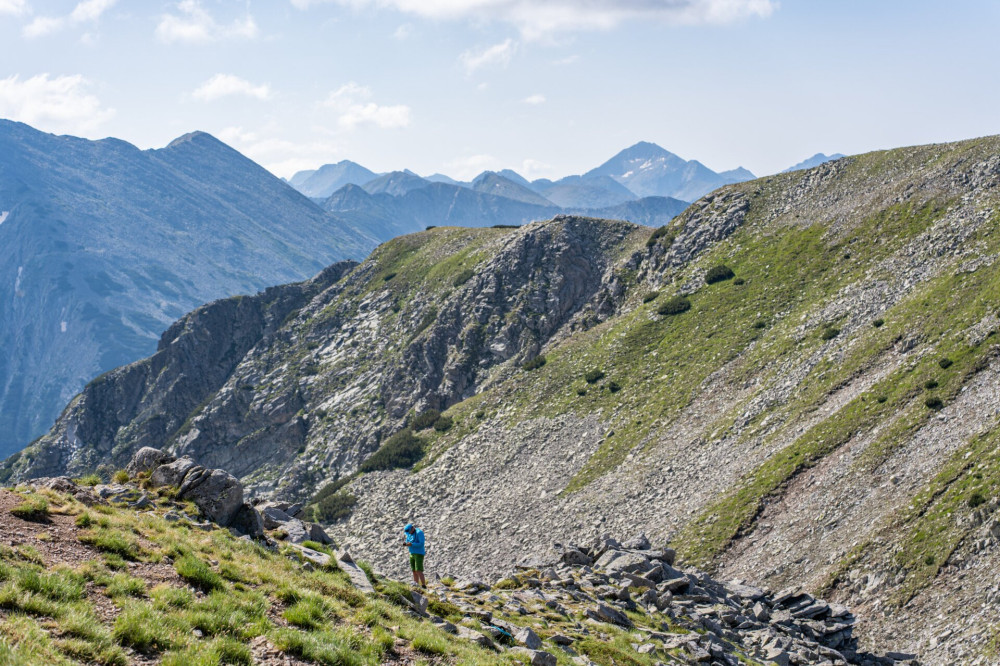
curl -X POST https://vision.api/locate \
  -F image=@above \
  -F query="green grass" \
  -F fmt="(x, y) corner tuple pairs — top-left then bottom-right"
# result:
(79, 529), (144, 561)
(175, 554), (226, 592)
(10, 495), (49, 522)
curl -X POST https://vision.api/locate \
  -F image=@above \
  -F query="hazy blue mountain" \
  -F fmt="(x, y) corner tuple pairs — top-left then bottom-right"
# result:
(0, 120), (377, 460)
(536, 174), (638, 208)
(576, 196), (689, 227)
(782, 153), (846, 173)
(289, 160), (378, 198)
(361, 170), (430, 196)
(497, 169), (532, 187)
(470, 172), (555, 206)
(585, 141), (754, 201)
(424, 173), (462, 186)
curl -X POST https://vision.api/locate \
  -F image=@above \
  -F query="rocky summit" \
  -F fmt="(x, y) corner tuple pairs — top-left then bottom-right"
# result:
(6, 135), (1000, 664)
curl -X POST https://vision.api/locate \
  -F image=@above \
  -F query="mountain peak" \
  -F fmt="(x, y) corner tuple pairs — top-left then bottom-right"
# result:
(164, 130), (222, 150)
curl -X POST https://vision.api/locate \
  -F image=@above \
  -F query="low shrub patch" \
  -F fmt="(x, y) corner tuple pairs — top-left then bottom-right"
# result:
(411, 409), (440, 431)
(646, 225), (675, 248)
(584, 369), (605, 384)
(642, 291), (659, 303)
(658, 295), (691, 316)
(11, 495), (49, 522)
(873, 318), (885, 328)
(705, 264), (735, 284)
(359, 429), (426, 473)
(522, 355), (547, 371)
(820, 326), (840, 340)
(924, 379), (939, 390)
(938, 358), (953, 369)
(452, 269), (474, 287)
(432, 416), (453, 432)
(925, 397), (944, 410)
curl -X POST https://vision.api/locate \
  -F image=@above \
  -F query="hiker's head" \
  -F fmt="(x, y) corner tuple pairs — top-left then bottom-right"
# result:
(404, 523), (414, 534)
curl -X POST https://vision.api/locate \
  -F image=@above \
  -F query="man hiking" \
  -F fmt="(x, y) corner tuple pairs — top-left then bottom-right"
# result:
(403, 523), (426, 588)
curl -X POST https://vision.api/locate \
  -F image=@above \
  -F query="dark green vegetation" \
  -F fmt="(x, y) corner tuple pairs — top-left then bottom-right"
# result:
(522, 355), (547, 371)
(657, 296), (691, 316)
(704, 264), (735, 284)
(358, 429), (426, 473)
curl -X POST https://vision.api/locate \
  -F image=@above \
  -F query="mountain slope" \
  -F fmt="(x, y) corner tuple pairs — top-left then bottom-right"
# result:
(9, 136), (1000, 664)
(0, 120), (376, 460)
(586, 141), (754, 201)
(469, 171), (555, 206)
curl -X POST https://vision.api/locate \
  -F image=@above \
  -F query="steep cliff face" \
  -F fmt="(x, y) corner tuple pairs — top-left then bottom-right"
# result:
(8, 136), (1000, 664)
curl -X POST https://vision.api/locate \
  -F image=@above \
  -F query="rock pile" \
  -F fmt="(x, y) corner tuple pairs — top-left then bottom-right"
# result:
(417, 534), (918, 666)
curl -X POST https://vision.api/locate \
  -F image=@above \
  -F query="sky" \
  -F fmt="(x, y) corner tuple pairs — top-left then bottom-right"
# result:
(0, 0), (998, 181)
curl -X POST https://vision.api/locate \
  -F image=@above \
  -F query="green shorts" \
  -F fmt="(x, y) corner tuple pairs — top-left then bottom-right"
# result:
(409, 554), (424, 572)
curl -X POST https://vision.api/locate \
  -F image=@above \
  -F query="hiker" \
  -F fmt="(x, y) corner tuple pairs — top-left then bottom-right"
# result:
(403, 523), (426, 588)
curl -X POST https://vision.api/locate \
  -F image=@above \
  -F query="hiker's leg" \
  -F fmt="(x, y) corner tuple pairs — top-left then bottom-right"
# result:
(410, 554), (419, 583)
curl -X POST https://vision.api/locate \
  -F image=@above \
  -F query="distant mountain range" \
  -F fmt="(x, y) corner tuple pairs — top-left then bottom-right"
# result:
(290, 141), (755, 238)
(0, 120), (377, 460)
(782, 152), (846, 173)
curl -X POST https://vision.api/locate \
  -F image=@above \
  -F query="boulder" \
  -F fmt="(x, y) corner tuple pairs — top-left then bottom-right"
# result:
(179, 468), (244, 526)
(621, 532), (651, 550)
(261, 505), (293, 529)
(560, 548), (593, 566)
(126, 447), (176, 475)
(586, 603), (632, 627)
(511, 648), (557, 666)
(307, 522), (335, 545)
(514, 626), (542, 650)
(456, 626), (495, 650)
(229, 503), (265, 538)
(151, 457), (199, 487)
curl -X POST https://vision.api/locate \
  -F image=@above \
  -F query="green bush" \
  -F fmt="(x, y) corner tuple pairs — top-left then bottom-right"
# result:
(820, 327), (840, 340)
(576, 388), (587, 396)
(873, 318), (885, 328)
(11, 495), (49, 522)
(733, 277), (746, 285)
(923, 555), (936, 566)
(608, 381), (622, 393)
(939, 358), (953, 369)
(76, 473), (102, 487)
(584, 369), (605, 384)
(753, 320), (767, 329)
(382, 272), (397, 282)
(174, 555), (225, 593)
(359, 429), (426, 473)
(876, 395), (888, 404)
(452, 269), (474, 287)
(968, 492), (987, 509)
(411, 409), (440, 431)
(658, 295), (691, 316)
(925, 397), (944, 410)
(432, 416), (453, 432)
(112, 470), (129, 484)
(522, 355), (547, 371)
(924, 379), (939, 390)
(646, 225), (675, 248)
(75, 512), (94, 528)
(642, 291), (659, 303)
(705, 264), (735, 284)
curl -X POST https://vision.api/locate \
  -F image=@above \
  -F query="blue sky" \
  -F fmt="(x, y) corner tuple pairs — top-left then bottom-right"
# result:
(1, 0), (998, 180)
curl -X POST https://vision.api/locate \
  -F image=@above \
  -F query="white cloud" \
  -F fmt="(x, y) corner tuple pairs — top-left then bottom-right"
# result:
(292, 0), (775, 39)
(23, 0), (116, 38)
(217, 125), (342, 178)
(156, 0), (258, 44)
(0, 0), (28, 16)
(322, 83), (411, 130)
(520, 158), (552, 179)
(522, 93), (545, 105)
(0, 74), (115, 135)
(193, 74), (271, 101)
(460, 38), (516, 74)
(392, 23), (411, 39)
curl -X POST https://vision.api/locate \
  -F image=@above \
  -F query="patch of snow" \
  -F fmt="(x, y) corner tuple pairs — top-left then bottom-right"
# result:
(14, 266), (23, 293)
(60, 321), (67, 333)
(621, 170), (634, 179)
(0, 211), (8, 225)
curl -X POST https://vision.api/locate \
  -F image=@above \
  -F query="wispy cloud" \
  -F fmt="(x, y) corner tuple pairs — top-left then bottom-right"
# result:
(322, 83), (411, 130)
(218, 125), (342, 178)
(522, 93), (545, 105)
(292, 0), (776, 39)
(23, 0), (117, 38)
(193, 74), (271, 101)
(0, 74), (115, 134)
(460, 39), (516, 75)
(156, 0), (258, 44)
(446, 154), (500, 181)
(0, 0), (28, 16)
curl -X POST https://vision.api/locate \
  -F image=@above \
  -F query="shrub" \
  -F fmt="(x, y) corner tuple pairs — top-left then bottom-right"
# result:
(452, 268), (474, 287)
(968, 492), (987, 509)
(923, 555), (936, 566)
(925, 397), (944, 410)
(432, 416), (453, 432)
(11, 495), (49, 522)
(876, 395), (888, 403)
(491, 224), (519, 229)
(382, 272), (397, 282)
(939, 358), (953, 369)
(873, 318), (885, 328)
(658, 296), (691, 316)
(76, 473), (102, 487)
(642, 291), (659, 303)
(175, 555), (225, 593)
(576, 388), (587, 396)
(733, 277), (746, 285)
(645, 225), (675, 248)
(112, 470), (129, 484)
(924, 379), (939, 390)
(820, 327), (840, 340)
(584, 369), (605, 384)
(753, 320), (768, 329)
(608, 381), (622, 393)
(300, 364), (320, 376)
(705, 264), (735, 284)
(522, 355), (547, 371)
(359, 429), (426, 473)
(411, 409), (441, 430)
(75, 512), (94, 528)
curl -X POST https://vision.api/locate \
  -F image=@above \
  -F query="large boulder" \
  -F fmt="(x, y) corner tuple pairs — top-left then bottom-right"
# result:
(126, 447), (176, 475)
(178, 467), (244, 526)
(229, 503), (265, 538)
(151, 457), (199, 487)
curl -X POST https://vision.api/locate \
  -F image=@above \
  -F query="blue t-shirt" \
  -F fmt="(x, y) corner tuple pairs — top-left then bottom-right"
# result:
(405, 527), (425, 555)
